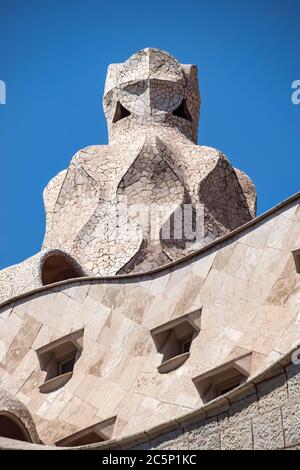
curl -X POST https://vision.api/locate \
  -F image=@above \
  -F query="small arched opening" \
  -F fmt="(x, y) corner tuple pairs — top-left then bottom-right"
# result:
(41, 253), (83, 286)
(0, 414), (31, 442)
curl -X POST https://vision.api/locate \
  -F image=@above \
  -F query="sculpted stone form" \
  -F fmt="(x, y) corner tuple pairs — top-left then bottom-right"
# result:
(43, 48), (256, 276)
(0, 195), (300, 446)
(0, 49), (256, 299)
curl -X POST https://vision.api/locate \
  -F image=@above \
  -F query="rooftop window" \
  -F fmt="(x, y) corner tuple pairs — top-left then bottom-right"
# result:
(192, 352), (253, 403)
(151, 309), (201, 374)
(36, 329), (83, 393)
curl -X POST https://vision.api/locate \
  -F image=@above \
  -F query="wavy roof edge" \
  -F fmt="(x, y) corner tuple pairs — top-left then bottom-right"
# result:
(1, 190), (299, 310)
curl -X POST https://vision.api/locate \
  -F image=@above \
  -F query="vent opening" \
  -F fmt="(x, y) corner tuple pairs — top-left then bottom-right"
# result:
(41, 253), (83, 286)
(172, 99), (193, 122)
(0, 414), (31, 442)
(113, 101), (131, 123)
(37, 329), (83, 393)
(192, 352), (253, 403)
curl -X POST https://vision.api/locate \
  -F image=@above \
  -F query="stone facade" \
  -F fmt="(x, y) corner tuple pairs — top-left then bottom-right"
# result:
(0, 49), (298, 450)
(1, 350), (299, 450)
(135, 355), (300, 451)
(0, 194), (299, 446)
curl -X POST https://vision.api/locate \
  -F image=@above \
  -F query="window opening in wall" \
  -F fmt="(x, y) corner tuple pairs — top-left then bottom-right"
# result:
(0, 414), (31, 442)
(36, 329), (83, 393)
(113, 101), (131, 123)
(192, 352), (253, 403)
(151, 309), (201, 374)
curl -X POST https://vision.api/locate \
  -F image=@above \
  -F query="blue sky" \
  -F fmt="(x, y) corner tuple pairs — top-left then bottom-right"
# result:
(0, 0), (299, 269)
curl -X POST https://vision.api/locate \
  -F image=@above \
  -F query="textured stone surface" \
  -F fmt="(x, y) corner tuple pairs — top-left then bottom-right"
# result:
(0, 249), (85, 304)
(0, 48), (300, 449)
(0, 48), (257, 300)
(282, 402), (300, 448)
(41, 48), (256, 277)
(252, 409), (284, 449)
(133, 361), (300, 450)
(0, 197), (299, 444)
(1, 356), (300, 450)
(221, 419), (253, 450)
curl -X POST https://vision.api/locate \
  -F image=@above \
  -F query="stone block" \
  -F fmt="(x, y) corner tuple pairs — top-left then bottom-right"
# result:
(282, 401), (300, 448)
(257, 373), (288, 414)
(252, 408), (284, 450)
(221, 419), (253, 450)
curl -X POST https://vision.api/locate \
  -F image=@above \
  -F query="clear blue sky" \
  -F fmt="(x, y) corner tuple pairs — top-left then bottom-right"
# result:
(0, 0), (299, 269)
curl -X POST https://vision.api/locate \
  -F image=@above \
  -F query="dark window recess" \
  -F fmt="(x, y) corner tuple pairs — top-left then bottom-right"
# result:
(178, 335), (193, 354)
(37, 329), (84, 393)
(172, 99), (193, 122)
(61, 431), (104, 447)
(151, 310), (201, 373)
(113, 101), (131, 123)
(58, 354), (76, 376)
(192, 352), (253, 403)
(217, 378), (243, 396)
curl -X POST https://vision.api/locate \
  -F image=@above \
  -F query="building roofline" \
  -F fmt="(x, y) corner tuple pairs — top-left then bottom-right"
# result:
(0, 190), (299, 310)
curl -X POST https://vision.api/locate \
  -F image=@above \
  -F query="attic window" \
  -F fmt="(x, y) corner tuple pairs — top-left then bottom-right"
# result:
(172, 99), (193, 122)
(36, 329), (83, 393)
(292, 249), (300, 273)
(151, 309), (201, 374)
(113, 101), (131, 123)
(56, 416), (116, 447)
(192, 352), (253, 403)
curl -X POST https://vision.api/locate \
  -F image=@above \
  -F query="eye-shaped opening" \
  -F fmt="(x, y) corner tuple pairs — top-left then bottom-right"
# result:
(113, 101), (131, 123)
(172, 99), (193, 122)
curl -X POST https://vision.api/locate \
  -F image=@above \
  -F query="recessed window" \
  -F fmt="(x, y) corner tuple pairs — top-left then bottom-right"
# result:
(172, 99), (193, 122)
(192, 352), (253, 403)
(56, 416), (116, 447)
(112, 101), (131, 123)
(36, 329), (83, 393)
(151, 309), (201, 374)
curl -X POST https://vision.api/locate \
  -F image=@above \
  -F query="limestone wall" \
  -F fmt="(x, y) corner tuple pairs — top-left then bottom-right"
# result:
(1, 352), (299, 450)
(0, 195), (300, 445)
(88, 351), (300, 450)
(142, 361), (300, 450)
